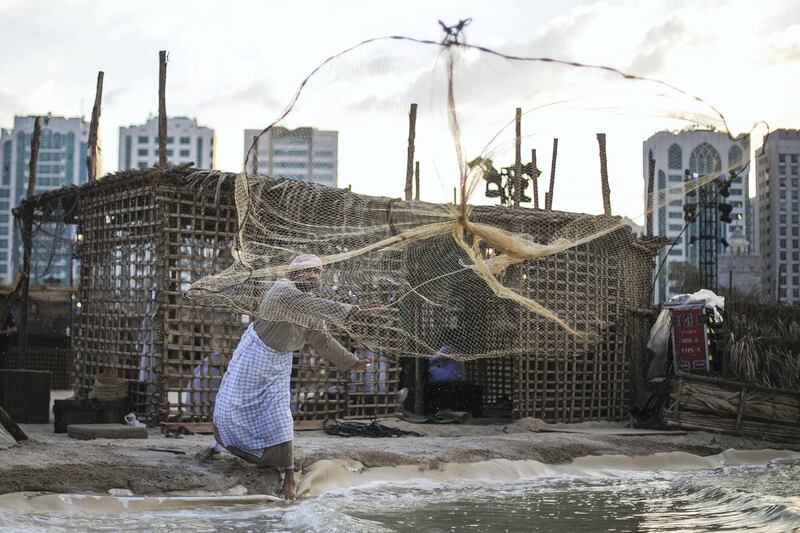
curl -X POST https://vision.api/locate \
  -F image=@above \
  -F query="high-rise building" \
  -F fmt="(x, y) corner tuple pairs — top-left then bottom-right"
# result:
(119, 117), (215, 170)
(755, 129), (800, 304)
(643, 130), (750, 303)
(243, 127), (338, 188)
(0, 115), (90, 285)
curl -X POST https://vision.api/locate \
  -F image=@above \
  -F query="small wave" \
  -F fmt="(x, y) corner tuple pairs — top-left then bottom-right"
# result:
(296, 448), (800, 497)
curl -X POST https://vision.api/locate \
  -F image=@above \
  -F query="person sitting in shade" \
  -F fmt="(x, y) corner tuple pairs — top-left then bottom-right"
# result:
(428, 344), (464, 382)
(201, 254), (368, 500)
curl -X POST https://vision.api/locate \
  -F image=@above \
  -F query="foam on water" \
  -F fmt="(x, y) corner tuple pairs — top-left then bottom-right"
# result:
(0, 449), (798, 532)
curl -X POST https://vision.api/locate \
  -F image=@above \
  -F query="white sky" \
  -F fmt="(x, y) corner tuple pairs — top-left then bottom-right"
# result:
(1, 0), (798, 220)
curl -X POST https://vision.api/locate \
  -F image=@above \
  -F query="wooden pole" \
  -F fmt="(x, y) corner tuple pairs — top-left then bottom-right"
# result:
(513, 108), (522, 207)
(158, 51), (168, 168)
(250, 135), (259, 176)
(545, 138), (558, 210)
(0, 405), (28, 442)
(597, 133), (612, 215)
(531, 149), (539, 209)
(86, 71), (104, 181)
(19, 116), (41, 365)
(414, 160), (420, 201)
(646, 149), (655, 236)
(404, 103), (417, 201)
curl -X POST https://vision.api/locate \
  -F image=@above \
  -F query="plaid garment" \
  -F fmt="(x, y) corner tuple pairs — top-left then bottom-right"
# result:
(214, 324), (294, 452)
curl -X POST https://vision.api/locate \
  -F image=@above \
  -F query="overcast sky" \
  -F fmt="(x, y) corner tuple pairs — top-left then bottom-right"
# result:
(1, 0), (798, 219)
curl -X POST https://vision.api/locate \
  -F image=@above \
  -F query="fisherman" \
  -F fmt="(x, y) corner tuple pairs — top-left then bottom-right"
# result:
(204, 254), (368, 499)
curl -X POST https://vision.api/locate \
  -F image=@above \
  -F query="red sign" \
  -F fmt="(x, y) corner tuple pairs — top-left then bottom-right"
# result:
(668, 303), (709, 372)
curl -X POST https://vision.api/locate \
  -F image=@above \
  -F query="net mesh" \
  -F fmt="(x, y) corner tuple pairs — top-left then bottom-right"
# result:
(187, 22), (756, 361)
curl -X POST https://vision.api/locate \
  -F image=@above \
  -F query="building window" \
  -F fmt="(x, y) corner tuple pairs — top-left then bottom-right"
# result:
(792, 166), (799, 175)
(668, 212), (683, 219)
(180, 137), (191, 145)
(125, 135), (132, 171)
(166, 149), (174, 157)
(179, 149), (190, 157)
(780, 239), (786, 248)
(668, 174), (683, 183)
(668, 224), (683, 231)
(315, 150), (334, 157)
(779, 165), (786, 175)
(669, 249), (683, 256)
(689, 142), (721, 176)
(668, 144), (682, 169)
(658, 170), (666, 190)
(729, 188), (742, 196)
(138, 136), (148, 143)
(138, 149), (148, 156)
(167, 137), (174, 144)
(138, 162), (148, 169)
(792, 155), (798, 163)
(728, 145), (743, 167)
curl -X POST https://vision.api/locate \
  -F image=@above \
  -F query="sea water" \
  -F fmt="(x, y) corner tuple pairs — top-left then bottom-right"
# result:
(0, 456), (798, 532)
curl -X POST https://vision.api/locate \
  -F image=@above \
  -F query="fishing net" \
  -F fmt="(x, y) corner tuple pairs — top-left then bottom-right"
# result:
(187, 20), (757, 360)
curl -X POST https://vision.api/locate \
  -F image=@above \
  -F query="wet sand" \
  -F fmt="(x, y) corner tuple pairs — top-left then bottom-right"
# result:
(2, 418), (798, 498)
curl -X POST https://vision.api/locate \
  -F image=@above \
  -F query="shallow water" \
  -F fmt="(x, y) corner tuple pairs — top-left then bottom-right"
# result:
(1, 459), (798, 532)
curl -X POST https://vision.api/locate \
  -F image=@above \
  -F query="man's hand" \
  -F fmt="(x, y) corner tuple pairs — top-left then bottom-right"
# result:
(351, 358), (370, 372)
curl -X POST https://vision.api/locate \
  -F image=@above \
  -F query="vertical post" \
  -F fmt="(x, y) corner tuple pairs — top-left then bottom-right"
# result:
(531, 149), (539, 209)
(404, 103), (417, 201)
(158, 51), (168, 168)
(19, 116), (42, 361)
(86, 71), (104, 181)
(414, 160), (420, 201)
(414, 358), (426, 415)
(646, 149), (655, 236)
(453, 187), (456, 205)
(513, 108), (522, 207)
(545, 138), (558, 210)
(597, 133), (612, 216)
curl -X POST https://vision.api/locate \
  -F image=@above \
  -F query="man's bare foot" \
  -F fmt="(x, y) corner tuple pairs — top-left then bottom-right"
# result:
(281, 469), (296, 500)
(195, 446), (219, 463)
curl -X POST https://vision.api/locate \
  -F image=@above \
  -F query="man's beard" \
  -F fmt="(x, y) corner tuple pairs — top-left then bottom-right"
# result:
(294, 280), (319, 293)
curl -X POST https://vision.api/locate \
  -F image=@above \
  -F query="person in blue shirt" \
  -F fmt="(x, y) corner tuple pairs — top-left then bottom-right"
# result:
(428, 344), (464, 382)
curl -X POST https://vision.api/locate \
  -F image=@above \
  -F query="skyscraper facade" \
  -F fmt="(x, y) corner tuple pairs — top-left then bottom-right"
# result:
(755, 129), (800, 304)
(119, 117), (215, 170)
(0, 115), (90, 285)
(643, 130), (750, 303)
(243, 127), (338, 188)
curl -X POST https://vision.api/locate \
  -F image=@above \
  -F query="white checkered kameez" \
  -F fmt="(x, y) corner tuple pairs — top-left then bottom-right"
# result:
(214, 324), (293, 453)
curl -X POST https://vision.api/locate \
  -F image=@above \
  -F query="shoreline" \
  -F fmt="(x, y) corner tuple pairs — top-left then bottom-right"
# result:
(2, 418), (799, 498)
